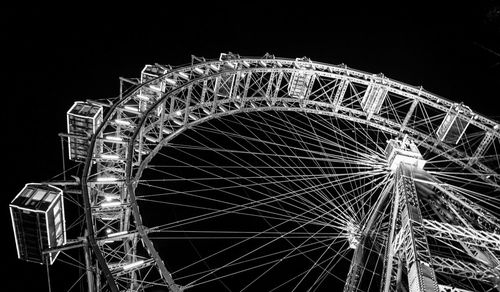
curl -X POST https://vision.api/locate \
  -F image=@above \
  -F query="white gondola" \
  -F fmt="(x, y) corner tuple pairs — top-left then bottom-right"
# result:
(288, 72), (313, 99)
(360, 84), (387, 118)
(10, 184), (66, 264)
(67, 101), (103, 161)
(436, 105), (472, 144)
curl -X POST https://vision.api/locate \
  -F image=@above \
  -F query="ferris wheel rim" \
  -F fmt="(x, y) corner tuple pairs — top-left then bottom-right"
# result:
(82, 57), (500, 186)
(122, 65), (499, 189)
(80, 55), (500, 291)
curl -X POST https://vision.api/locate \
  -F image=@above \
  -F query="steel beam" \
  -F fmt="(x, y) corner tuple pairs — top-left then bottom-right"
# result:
(74, 55), (500, 292)
(395, 164), (439, 292)
(333, 79), (349, 112)
(437, 284), (473, 292)
(344, 182), (393, 292)
(401, 99), (419, 131)
(431, 255), (498, 282)
(423, 219), (500, 251)
(468, 131), (495, 166)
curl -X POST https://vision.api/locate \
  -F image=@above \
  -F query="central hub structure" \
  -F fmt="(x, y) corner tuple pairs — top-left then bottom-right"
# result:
(385, 136), (426, 172)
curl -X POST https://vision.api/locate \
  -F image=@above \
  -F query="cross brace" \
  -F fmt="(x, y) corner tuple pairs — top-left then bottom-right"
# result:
(437, 284), (474, 292)
(468, 131), (495, 166)
(431, 255), (498, 282)
(422, 219), (500, 251)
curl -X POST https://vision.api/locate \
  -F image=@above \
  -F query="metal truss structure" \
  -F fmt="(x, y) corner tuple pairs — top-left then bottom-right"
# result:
(13, 53), (500, 291)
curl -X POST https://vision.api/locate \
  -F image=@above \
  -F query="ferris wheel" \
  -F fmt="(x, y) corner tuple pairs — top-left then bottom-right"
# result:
(9, 53), (500, 291)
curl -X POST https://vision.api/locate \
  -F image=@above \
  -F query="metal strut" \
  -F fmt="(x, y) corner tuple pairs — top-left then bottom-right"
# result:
(343, 182), (393, 292)
(396, 164), (439, 292)
(382, 163), (439, 292)
(82, 180), (119, 292)
(82, 110), (120, 292)
(126, 102), (182, 292)
(61, 55), (500, 292)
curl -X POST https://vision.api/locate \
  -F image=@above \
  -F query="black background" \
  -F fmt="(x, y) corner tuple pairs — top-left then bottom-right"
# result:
(6, 2), (499, 291)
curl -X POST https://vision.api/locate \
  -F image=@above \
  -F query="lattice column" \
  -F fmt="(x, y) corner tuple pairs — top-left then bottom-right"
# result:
(343, 236), (366, 292)
(382, 138), (438, 292)
(381, 191), (403, 292)
(395, 164), (439, 292)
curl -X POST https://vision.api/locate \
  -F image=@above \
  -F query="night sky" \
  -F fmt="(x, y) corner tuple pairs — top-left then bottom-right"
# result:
(6, 2), (499, 291)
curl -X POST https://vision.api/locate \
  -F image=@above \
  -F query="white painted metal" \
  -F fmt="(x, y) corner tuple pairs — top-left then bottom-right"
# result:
(13, 53), (500, 291)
